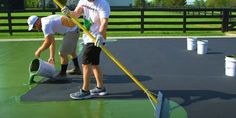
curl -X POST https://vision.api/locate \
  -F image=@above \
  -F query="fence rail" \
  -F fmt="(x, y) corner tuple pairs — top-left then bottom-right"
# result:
(0, 8), (236, 35)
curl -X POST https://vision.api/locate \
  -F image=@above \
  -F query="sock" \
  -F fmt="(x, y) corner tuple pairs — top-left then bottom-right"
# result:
(60, 64), (68, 74)
(72, 57), (80, 69)
(81, 89), (89, 93)
(97, 86), (102, 89)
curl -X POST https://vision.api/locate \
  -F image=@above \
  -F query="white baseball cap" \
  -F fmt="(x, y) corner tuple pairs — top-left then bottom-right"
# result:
(27, 16), (39, 31)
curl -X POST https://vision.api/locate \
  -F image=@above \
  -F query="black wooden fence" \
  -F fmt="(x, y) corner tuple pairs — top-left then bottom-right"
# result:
(0, 8), (236, 35)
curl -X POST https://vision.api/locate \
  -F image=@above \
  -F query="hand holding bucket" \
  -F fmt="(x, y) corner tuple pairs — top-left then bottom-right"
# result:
(29, 58), (56, 84)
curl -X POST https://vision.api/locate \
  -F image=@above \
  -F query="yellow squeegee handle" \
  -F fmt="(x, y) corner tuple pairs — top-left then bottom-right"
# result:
(53, 0), (158, 104)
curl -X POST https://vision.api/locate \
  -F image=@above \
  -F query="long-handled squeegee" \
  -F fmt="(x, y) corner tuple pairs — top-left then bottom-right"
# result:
(53, 0), (164, 117)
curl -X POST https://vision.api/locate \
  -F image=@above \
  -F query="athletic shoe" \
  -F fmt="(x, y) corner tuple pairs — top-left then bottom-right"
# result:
(90, 87), (107, 96)
(70, 89), (92, 100)
(67, 68), (82, 75)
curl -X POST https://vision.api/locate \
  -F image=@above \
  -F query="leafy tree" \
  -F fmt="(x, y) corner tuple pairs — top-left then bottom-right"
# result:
(194, 0), (201, 7)
(133, 0), (141, 7)
(228, 0), (236, 7)
(133, 0), (147, 8)
(206, 0), (227, 7)
(25, 0), (67, 8)
(172, 0), (187, 7)
(24, 0), (40, 8)
(162, 0), (172, 7)
(205, 0), (214, 7)
(215, 0), (227, 7)
(162, 0), (186, 7)
(194, 0), (206, 7)
(200, 0), (206, 7)
(150, 0), (162, 7)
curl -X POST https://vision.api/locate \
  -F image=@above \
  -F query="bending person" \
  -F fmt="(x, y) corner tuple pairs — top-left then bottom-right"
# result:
(27, 15), (82, 80)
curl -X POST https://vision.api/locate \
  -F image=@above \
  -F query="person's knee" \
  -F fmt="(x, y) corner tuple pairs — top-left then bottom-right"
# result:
(82, 64), (90, 69)
(59, 52), (67, 58)
(92, 65), (99, 70)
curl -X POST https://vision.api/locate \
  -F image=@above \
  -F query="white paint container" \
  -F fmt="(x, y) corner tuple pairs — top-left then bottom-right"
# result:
(225, 55), (236, 77)
(29, 58), (56, 84)
(197, 40), (208, 55)
(187, 37), (197, 51)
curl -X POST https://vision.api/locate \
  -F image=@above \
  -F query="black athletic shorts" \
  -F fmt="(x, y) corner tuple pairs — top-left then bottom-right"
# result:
(82, 43), (102, 65)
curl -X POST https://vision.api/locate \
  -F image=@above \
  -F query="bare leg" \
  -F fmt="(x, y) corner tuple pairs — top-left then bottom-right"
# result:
(92, 65), (103, 88)
(82, 64), (91, 91)
(60, 54), (68, 65)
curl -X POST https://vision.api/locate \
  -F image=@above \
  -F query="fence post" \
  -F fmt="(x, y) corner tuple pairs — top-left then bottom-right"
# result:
(43, 0), (46, 10)
(222, 9), (229, 32)
(140, 8), (144, 34)
(183, 9), (187, 33)
(204, 7), (206, 16)
(52, 10), (56, 14)
(7, 10), (13, 35)
(198, 7), (200, 15)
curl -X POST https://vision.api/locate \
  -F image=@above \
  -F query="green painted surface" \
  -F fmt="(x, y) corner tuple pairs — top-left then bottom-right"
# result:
(0, 41), (187, 118)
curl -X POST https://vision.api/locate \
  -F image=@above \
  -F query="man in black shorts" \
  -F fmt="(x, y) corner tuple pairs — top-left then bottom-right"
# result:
(62, 0), (110, 99)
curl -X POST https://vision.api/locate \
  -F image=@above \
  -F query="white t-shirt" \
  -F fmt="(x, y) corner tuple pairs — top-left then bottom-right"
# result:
(41, 15), (78, 37)
(77, 0), (110, 44)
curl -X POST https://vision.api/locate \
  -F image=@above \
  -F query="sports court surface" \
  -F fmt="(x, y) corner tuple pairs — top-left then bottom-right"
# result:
(1, 37), (236, 118)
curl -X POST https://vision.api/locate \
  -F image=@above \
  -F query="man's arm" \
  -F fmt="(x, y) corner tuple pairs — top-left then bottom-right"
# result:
(62, 6), (83, 18)
(99, 18), (109, 39)
(48, 36), (55, 64)
(94, 18), (109, 47)
(71, 6), (83, 18)
(35, 34), (55, 58)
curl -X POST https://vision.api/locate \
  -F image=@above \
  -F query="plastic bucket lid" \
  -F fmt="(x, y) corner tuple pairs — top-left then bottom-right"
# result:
(225, 55), (236, 62)
(197, 40), (208, 45)
(187, 37), (197, 41)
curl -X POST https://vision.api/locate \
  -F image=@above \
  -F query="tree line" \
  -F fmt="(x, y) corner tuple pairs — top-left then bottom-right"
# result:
(24, 0), (67, 8)
(11, 0), (236, 9)
(133, 0), (236, 8)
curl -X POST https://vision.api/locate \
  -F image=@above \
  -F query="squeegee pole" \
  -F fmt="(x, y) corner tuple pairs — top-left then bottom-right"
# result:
(53, 0), (158, 104)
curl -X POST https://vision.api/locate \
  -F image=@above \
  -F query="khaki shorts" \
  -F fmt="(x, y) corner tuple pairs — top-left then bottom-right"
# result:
(59, 29), (80, 55)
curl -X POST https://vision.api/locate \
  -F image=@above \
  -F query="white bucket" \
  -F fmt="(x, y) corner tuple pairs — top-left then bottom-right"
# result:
(225, 55), (236, 77)
(187, 37), (197, 51)
(29, 58), (56, 78)
(197, 40), (208, 55)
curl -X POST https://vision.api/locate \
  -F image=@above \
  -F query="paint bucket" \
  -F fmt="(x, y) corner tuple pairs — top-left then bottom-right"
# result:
(29, 58), (56, 84)
(225, 55), (236, 77)
(197, 40), (208, 55)
(187, 37), (197, 51)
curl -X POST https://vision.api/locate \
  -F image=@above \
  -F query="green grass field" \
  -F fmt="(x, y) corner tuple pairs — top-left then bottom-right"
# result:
(0, 10), (233, 39)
